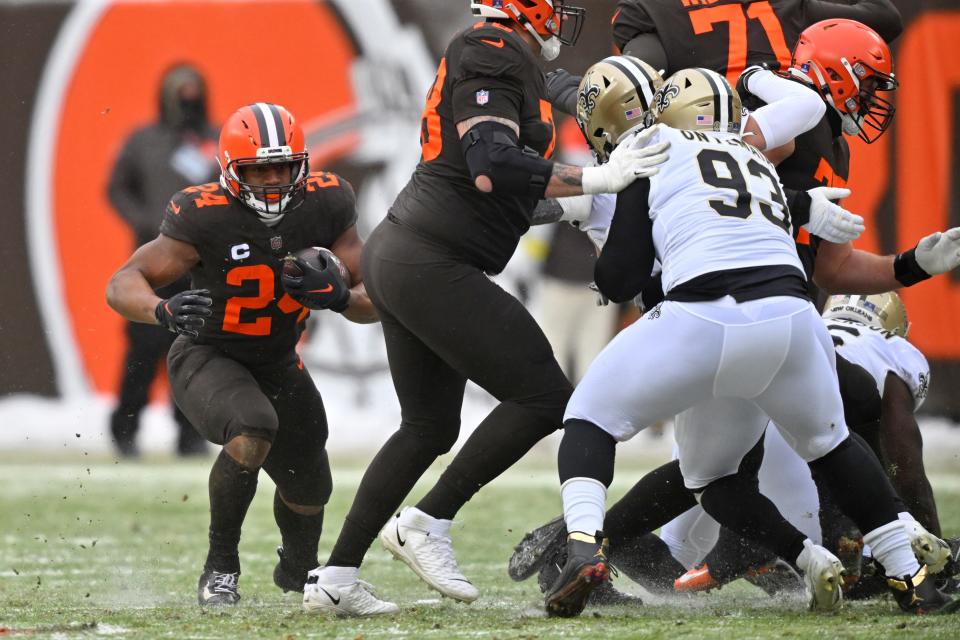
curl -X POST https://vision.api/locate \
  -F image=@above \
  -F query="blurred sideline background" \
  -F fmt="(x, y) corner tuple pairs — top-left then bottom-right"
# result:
(0, 0), (958, 462)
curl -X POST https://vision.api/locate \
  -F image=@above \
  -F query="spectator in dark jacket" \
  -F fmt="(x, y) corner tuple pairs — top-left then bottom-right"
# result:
(107, 63), (219, 457)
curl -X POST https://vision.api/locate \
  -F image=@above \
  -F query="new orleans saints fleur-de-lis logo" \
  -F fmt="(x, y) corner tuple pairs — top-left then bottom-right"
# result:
(654, 81), (680, 113)
(578, 83), (602, 120)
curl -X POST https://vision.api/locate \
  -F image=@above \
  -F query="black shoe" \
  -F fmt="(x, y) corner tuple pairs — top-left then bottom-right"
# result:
(544, 532), (610, 618)
(273, 546), (314, 593)
(589, 578), (643, 606)
(936, 537), (960, 594)
(109, 419), (140, 458)
(887, 565), (960, 614)
(744, 559), (804, 597)
(197, 569), (240, 606)
(508, 515), (566, 581)
(845, 559), (888, 601)
(538, 535), (641, 606)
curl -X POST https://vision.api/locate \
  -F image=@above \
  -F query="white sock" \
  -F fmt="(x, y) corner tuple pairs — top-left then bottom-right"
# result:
(316, 565), (359, 586)
(864, 520), (920, 578)
(400, 506), (452, 537)
(795, 538), (817, 569)
(561, 477), (607, 536)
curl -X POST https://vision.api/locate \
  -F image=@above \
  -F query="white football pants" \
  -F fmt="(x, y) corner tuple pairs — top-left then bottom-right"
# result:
(661, 426), (823, 568)
(565, 295), (850, 490)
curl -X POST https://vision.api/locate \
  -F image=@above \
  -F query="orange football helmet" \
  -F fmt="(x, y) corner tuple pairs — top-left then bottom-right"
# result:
(789, 19), (897, 143)
(470, 0), (585, 61)
(218, 103), (309, 219)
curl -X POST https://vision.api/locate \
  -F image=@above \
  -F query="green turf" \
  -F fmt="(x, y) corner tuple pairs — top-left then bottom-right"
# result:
(1, 454), (958, 639)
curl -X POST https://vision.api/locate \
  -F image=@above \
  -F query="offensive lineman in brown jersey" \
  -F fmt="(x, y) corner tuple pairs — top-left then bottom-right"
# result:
(106, 103), (376, 606)
(301, 0), (671, 617)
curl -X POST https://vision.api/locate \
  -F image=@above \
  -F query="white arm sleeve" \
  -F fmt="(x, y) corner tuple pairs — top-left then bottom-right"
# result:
(743, 69), (826, 150)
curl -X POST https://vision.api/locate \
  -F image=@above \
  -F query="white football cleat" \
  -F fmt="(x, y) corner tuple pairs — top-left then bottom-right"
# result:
(797, 539), (844, 612)
(302, 568), (399, 617)
(379, 506), (480, 603)
(903, 519), (953, 574)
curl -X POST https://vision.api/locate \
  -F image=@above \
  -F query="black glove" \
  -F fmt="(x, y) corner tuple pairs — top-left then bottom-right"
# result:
(546, 69), (582, 116)
(736, 62), (774, 112)
(154, 289), (213, 338)
(281, 248), (351, 312)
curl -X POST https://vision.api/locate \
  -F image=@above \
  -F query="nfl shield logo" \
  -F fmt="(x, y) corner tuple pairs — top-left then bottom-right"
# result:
(270, 236), (283, 251)
(476, 90), (490, 106)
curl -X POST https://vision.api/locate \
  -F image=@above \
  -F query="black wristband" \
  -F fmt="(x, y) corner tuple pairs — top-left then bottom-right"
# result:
(785, 189), (812, 230)
(154, 300), (172, 331)
(894, 248), (932, 287)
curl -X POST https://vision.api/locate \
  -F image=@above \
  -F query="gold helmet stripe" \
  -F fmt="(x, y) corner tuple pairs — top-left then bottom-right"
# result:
(603, 56), (657, 111)
(696, 68), (733, 132)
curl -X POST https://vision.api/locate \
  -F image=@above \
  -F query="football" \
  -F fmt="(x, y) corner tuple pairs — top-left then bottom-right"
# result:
(282, 246), (351, 283)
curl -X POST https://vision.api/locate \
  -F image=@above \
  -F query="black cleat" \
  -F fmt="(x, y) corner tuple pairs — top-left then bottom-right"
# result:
(273, 546), (314, 593)
(845, 559), (888, 601)
(198, 569), (240, 606)
(545, 532), (610, 618)
(537, 534), (639, 606)
(937, 537), (960, 594)
(508, 515), (566, 582)
(589, 579), (643, 606)
(744, 559), (804, 597)
(887, 565), (960, 614)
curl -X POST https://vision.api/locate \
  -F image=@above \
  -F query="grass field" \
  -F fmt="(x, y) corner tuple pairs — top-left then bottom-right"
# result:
(2, 453), (959, 639)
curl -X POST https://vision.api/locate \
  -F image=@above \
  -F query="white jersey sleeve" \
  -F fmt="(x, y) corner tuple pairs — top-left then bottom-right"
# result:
(826, 319), (931, 410)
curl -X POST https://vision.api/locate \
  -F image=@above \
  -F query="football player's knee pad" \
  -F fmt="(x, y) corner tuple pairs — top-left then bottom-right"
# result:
(798, 425), (851, 463)
(399, 421), (459, 456)
(558, 419), (617, 486)
(277, 458), (332, 507)
(222, 404), (279, 444)
(836, 355), (882, 428)
(461, 121), (554, 199)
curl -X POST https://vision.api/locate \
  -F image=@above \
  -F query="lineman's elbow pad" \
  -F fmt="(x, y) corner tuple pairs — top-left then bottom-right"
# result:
(461, 121), (554, 199)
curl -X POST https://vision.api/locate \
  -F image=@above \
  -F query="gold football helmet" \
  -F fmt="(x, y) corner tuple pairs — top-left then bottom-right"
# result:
(651, 67), (742, 134)
(822, 292), (910, 338)
(575, 55), (663, 162)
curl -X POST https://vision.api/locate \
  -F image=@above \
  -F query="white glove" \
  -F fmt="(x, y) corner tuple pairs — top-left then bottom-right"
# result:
(902, 518), (952, 573)
(803, 187), (864, 243)
(557, 193), (594, 226)
(915, 227), (960, 276)
(581, 124), (670, 195)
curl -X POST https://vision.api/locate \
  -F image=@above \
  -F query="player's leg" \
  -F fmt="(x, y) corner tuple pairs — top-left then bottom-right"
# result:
(408, 266), (572, 523)
(757, 307), (955, 613)
(304, 309), (462, 615)
(168, 339), (279, 606)
(260, 360), (332, 594)
(547, 301), (721, 617)
(109, 321), (168, 456)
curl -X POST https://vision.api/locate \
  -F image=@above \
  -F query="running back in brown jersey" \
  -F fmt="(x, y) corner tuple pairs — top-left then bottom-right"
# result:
(159, 172), (357, 364)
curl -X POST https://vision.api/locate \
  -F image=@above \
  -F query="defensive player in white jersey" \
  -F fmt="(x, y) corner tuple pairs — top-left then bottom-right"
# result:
(664, 292), (953, 592)
(544, 68), (951, 618)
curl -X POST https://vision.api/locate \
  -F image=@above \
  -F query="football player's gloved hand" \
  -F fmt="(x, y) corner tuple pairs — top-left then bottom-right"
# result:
(546, 69), (582, 116)
(803, 187), (865, 243)
(281, 248), (351, 312)
(154, 289), (213, 339)
(557, 193), (594, 227)
(581, 125), (670, 195)
(915, 227), (960, 276)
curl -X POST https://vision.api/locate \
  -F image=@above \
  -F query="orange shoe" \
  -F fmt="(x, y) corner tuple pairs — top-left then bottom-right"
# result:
(675, 564), (720, 593)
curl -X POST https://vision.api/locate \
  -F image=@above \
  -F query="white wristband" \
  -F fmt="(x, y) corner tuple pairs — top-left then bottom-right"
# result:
(581, 165), (609, 195)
